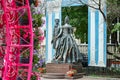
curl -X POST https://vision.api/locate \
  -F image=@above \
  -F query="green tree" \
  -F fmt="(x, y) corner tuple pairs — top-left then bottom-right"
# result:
(76, 0), (120, 33)
(62, 5), (88, 43)
(62, 0), (120, 43)
(107, 0), (120, 33)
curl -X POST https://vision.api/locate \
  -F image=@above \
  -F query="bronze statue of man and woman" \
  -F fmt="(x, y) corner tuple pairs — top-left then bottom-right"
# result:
(51, 16), (83, 63)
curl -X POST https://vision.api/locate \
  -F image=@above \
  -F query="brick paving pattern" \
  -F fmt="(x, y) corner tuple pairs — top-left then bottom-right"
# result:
(41, 76), (120, 80)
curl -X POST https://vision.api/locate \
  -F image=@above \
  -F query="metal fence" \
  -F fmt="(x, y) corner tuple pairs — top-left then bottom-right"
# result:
(78, 44), (120, 78)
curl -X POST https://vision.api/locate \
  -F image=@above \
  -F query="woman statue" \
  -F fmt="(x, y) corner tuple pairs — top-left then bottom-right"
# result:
(52, 16), (83, 63)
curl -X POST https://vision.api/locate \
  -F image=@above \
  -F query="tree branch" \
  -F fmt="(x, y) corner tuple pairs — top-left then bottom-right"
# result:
(93, 0), (99, 6)
(78, 0), (106, 21)
(78, 0), (99, 10)
(98, 0), (107, 21)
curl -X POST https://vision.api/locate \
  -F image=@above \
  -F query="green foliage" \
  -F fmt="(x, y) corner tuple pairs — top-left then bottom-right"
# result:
(110, 67), (120, 74)
(34, 29), (41, 49)
(30, 5), (45, 71)
(62, 5), (88, 43)
(107, 0), (120, 4)
(31, 75), (37, 80)
(32, 13), (43, 28)
(111, 23), (120, 33)
(33, 54), (39, 65)
(31, 4), (44, 28)
(107, 0), (120, 33)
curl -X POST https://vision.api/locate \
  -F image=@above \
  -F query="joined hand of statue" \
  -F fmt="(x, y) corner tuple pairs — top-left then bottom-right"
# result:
(51, 37), (57, 43)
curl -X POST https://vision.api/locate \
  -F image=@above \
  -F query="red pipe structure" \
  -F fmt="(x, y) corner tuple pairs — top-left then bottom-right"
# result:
(0, 0), (34, 80)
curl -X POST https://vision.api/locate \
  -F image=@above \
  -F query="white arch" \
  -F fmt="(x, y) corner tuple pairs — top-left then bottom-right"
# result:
(45, 0), (106, 67)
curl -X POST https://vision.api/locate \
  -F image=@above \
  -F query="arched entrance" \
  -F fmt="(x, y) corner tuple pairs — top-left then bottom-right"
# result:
(45, 0), (106, 67)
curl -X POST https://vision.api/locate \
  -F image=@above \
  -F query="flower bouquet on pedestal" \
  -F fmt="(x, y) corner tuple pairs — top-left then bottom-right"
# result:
(38, 67), (46, 73)
(66, 69), (77, 77)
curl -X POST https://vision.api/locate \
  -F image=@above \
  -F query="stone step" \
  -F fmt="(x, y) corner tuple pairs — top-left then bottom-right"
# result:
(45, 73), (65, 76)
(42, 73), (65, 79)
(42, 73), (84, 79)
(65, 73), (84, 79)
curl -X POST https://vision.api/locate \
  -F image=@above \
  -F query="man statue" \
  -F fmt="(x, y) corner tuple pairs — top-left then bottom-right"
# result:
(51, 19), (62, 61)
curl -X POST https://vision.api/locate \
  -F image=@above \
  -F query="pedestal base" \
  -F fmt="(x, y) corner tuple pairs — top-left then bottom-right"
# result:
(43, 63), (84, 79)
(46, 63), (82, 73)
(42, 73), (84, 79)
(65, 73), (83, 79)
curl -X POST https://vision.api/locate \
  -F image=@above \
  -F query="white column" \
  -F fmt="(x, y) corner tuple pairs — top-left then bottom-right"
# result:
(98, 10), (105, 67)
(88, 7), (96, 66)
(88, 0), (106, 67)
(47, 13), (53, 63)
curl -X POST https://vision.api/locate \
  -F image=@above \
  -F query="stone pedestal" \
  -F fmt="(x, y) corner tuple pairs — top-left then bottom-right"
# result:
(46, 63), (82, 73)
(42, 63), (84, 79)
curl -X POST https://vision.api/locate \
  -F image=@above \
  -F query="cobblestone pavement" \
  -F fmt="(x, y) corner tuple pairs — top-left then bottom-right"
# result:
(41, 76), (120, 80)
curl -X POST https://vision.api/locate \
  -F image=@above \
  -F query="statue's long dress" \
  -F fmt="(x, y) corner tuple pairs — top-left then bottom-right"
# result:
(55, 24), (83, 63)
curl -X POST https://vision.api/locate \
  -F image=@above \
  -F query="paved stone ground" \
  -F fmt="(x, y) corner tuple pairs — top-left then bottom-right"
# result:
(41, 76), (120, 80)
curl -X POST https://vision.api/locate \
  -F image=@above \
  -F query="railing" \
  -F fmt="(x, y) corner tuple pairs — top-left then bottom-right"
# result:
(78, 44), (88, 55)
(41, 44), (119, 64)
(78, 44), (120, 77)
(78, 43), (116, 56)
